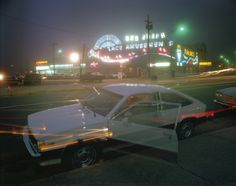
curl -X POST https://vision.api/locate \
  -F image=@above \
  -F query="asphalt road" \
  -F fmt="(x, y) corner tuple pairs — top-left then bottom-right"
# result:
(0, 76), (236, 186)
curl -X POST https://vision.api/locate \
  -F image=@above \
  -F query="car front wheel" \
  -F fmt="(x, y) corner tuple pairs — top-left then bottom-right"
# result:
(177, 121), (194, 140)
(72, 145), (97, 168)
(63, 145), (97, 169)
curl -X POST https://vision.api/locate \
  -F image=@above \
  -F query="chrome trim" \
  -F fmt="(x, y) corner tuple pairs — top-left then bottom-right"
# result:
(40, 159), (61, 166)
(214, 99), (233, 107)
(23, 126), (41, 157)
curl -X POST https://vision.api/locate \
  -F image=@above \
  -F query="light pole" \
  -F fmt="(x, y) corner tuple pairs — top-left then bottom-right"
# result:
(175, 24), (189, 73)
(169, 24), (187, 77)
(52, 42), (58, 75)
(69, 52), (80, 75)
(145, 15), (153, 78)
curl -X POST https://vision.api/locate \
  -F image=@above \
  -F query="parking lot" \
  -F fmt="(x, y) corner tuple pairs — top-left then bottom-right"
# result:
(22, 122), (236, 186)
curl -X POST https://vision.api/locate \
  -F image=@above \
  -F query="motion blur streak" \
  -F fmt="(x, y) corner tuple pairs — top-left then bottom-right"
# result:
(181, 107), (235, 119)
(0, 123), (46, 130)
(39, 129), (111, 152)
(73, 128), (109, 137)
(0, 109), (50, 111)
(0, 117), (25, 120)
(0, 123), (27, 128)
(0, 99), (80, 109)
(0, 129), (54, 136)
(39, 141), (78, 152)
(0, 127), (111, 152)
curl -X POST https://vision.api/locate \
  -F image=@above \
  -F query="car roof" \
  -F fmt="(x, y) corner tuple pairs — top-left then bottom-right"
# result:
(103, 83), (171, 96)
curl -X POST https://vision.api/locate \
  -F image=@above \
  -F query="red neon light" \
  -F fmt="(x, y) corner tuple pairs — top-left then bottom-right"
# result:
(181, 107), (235, 120)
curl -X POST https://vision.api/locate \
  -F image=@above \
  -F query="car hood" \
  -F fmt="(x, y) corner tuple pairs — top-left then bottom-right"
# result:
(218, 87), (236, 96)
(28, 103), (107, 141)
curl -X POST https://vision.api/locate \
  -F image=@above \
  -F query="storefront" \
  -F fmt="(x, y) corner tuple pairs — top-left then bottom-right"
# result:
(35, 32), (201, 78)
(35, 60), (78, 76)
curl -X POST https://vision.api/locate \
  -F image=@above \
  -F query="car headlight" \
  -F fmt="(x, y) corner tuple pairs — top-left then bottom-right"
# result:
(0, 74), (4, 81)
(215, 92), (223, 97)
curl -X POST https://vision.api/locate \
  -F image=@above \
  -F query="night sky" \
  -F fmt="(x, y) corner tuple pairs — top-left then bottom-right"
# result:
(0, 0), (235, 72)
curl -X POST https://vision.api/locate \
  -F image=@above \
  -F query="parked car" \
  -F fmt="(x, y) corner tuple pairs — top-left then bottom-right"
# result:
(0, 73), (24, 86)
(80, 72), (104, 82)
(23, 84), (206, 168)
(110, 72), (126, 79)
(23, 73), (42, 85)
(214, 87), (236, 107)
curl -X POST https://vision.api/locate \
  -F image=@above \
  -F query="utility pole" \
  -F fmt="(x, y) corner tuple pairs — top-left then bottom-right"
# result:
(145, 15), (153, 78)
(52, 42), (58, 75)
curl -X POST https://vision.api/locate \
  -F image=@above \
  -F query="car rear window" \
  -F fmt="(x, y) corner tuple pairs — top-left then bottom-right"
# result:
(161, 92), (192, 106)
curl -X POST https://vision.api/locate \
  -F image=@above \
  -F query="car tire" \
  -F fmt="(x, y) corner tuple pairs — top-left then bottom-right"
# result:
(64, 145), (97, 169)
(177, 120), (194, 140)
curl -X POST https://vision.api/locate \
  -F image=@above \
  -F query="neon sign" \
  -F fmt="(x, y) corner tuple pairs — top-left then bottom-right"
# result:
(35, 60), (48, 65)
(184, 49), (196, 57)
(176, 45), (198, 66)
(89, 33), (173, 63)
(125, 32), (166, 42)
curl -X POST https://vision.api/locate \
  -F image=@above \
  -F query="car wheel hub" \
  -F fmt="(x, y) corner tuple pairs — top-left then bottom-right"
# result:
(73, 146), (96, 167)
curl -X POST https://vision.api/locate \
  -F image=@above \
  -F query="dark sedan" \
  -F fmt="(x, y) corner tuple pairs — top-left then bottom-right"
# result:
(80, 72), (105, 83)
(23, 73), (42, 85)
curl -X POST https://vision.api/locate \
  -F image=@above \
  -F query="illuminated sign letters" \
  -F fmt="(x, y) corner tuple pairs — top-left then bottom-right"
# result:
(184, 49), (195, 57)
(90, 33), (174, 63)
(36, 60), (48, 65)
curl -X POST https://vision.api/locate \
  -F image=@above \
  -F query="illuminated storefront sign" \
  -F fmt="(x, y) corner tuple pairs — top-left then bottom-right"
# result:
(150, 62), (171, 67)
(184, 49), (196, 57)
(35, 60), (48, 65)
(176, 45), (198, 66)
(107, 41), (167, 52)
(125, 33), (166, 42)
(36, 66), (50, 71)
(199, 61), (212, 66)
(89, 33), (173, 63)
(36, 64), (74, 74)
(49, 64), (73, 69)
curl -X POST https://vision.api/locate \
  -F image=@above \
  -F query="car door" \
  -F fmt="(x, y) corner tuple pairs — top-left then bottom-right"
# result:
(109, 98), (179, 153)
(154, 101), (182, 126)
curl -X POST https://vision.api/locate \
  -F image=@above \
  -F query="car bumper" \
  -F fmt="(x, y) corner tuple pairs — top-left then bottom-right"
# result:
(214, 99), (236, 107)
(23, 126), (64, 166)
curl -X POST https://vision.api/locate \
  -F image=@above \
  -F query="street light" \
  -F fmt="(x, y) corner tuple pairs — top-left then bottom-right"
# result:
(57, 49), (63, 54)
(179, 26), (185, 31)
(169, 23), (190, 77)
(219, 55), (230, 68)
(176, 24), (188, 36)
(69, 52), (79, 63)
(69, 52), (80, 75)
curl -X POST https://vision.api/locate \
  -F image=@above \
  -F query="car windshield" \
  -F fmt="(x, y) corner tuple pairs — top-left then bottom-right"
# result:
(81, 89), (123, 116)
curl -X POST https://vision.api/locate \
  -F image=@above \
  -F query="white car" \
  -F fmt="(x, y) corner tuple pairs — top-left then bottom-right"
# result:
(110, 72), (126, 79)
(23, 83), (206, 168)
(214, 87), (236, 107)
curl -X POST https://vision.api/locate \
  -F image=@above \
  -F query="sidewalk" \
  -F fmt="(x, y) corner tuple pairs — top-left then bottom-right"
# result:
(22, 125), (236, 186)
